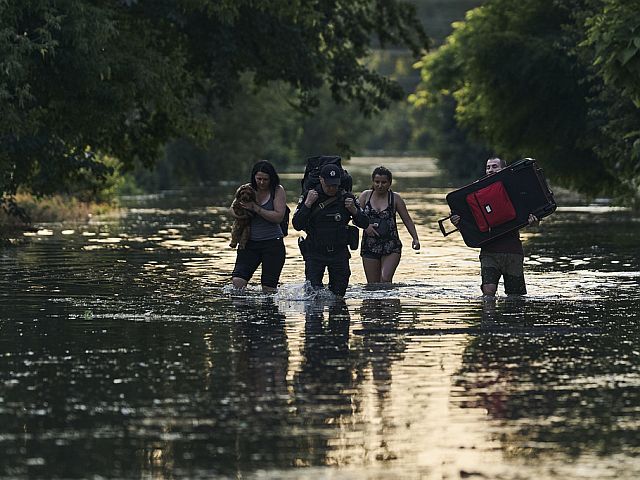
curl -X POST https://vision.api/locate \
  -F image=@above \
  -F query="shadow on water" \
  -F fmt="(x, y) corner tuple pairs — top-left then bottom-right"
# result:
(453, 297), (640, 461)
(292, 299), (354, 467)
(1, 157), (640, 478)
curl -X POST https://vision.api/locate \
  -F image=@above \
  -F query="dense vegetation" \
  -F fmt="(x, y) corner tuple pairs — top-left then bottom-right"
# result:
(0, 0), (427, 210)
(141, 0), (482, 189)
(3, 0), (640, 211)
(412, 0), (640, 202)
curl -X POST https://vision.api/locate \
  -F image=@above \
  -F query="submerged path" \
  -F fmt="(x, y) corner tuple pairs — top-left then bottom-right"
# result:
(0, 157), (639, 479)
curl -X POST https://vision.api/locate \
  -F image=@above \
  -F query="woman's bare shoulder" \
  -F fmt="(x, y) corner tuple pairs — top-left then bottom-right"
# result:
(392, 191), (405, 201)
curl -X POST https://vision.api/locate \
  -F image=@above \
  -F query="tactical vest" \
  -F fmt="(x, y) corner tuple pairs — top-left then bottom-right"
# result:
(306, 192), (353, 250)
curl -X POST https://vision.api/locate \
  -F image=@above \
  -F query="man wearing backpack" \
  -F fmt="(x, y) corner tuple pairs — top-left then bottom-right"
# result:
(293, 163), (369, 298)
(451, 157), (539, 297)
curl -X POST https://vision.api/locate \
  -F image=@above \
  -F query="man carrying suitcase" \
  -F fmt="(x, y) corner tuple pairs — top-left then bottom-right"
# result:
(451, 157), (539, 297)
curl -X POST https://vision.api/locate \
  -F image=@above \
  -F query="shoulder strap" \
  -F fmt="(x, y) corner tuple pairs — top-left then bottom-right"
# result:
(389, 191), (398, 227)
(309, 193), (339, 218)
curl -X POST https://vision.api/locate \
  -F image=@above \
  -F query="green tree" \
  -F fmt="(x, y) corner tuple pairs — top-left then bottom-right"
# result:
(133, 77), (305, 190)
(129, 0), (490, 192)
(411, 0), (640, 202)
(585, 0), (640, 107)
(412, 0), (615, 194)
(583, 0), (640, 202)
(0, 0), (428, 206)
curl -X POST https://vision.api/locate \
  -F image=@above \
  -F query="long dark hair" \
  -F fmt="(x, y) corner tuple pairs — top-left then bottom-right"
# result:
(371, 166), (392, 188)
(250, 160), (280, 195)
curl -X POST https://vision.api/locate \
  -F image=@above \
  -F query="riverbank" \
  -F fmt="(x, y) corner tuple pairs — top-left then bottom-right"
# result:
(0, 193), (119, 240)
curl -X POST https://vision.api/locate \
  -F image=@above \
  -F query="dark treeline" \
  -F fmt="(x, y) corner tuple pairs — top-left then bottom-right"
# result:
(132, 0), (484, 191)
(0, 0), (427, 211)
(2, 0), (640, 210)
(413, 0), (640, 204)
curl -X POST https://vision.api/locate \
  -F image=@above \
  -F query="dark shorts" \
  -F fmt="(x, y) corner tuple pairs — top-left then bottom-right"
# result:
(361, 251), (384, 260)
(480, 252), (526, 295)
(360, 236), (402, 258)
(361, 250), (402, 260)
(305, 249), (351, 297)
(232, 238), (285, 288)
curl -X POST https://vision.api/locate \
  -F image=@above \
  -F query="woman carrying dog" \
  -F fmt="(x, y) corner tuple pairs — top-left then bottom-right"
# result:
(231, 160), (287, 292)
(358, 166), (420, 283)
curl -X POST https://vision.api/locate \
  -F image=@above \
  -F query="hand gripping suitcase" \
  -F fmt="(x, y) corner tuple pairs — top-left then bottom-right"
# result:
(438, 158), (557, 247)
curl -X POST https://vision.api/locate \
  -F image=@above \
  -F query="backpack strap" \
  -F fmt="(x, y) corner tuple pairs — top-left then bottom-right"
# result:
(309, 192), (340, 218)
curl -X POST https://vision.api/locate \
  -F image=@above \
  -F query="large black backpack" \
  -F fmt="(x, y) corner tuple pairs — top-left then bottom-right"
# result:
(301, 155), (353, 194)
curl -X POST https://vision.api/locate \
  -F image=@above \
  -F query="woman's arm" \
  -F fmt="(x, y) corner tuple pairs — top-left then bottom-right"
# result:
(229, 199), (242, 219)
(395, 193), (420, 250)
(358, 190), (378, 237)
(358, 190), (369, 207)
(347, 193), (370, 229)
(251, 185), (287, 223)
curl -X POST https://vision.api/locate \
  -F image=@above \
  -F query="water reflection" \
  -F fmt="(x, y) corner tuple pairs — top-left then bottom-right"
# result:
(358, 299), (406, 462)
(213, 298), (291, 475)
(293, 299), (354, 467)
(452, 297), (640, 473)
(1, 157), (640, 478)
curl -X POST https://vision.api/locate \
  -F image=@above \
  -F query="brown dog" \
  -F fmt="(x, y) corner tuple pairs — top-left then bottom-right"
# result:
(229, 183), (256, 249)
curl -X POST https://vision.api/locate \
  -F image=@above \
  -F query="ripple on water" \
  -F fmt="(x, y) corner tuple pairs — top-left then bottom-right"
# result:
(1, 178), (640, 479)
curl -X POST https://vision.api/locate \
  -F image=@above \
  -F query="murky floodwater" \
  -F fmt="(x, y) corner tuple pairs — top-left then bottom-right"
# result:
(1, 157), (639, 479)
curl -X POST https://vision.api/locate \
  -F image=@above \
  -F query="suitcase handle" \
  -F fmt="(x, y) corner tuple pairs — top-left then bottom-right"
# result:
(533, 204), (555, 218)
(438, 215), (459, 237)
(511, 157), (536, 172)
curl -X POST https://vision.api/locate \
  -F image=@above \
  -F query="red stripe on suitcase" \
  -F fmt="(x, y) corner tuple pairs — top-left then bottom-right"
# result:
(466, 181), (516, 232)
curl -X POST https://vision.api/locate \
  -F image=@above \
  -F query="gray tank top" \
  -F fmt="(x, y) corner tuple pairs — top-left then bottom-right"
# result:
(250, 195), (283, 241)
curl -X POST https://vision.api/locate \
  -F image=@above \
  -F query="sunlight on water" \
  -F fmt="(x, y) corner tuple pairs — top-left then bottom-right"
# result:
(1, 157), (640, 479)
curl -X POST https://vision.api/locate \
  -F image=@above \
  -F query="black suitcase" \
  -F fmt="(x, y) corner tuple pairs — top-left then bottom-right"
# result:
(438, 158), (557, 248)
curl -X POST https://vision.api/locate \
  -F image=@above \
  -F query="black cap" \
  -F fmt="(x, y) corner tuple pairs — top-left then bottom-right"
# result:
(320, 164), (341, 185)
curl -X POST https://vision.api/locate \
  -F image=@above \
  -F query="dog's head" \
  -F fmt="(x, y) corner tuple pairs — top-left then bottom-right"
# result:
(235, 183), (256, 203)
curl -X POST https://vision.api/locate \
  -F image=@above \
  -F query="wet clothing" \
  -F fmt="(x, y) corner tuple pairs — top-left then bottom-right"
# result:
(479, 230), (526, 294)
(304, 249), (351, 298)
(250, 196), (284, 241)
(360, 190), (402, 258)
(480, 252), (526, 294)
(232, 238), (285, 288)
(480, 230), (524, 255)
(292, 189), (368, 297)
(232, 192), (286, 288)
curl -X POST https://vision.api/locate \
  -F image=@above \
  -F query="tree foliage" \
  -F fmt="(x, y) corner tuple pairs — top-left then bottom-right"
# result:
(412, 0), (640, 202)
(132, 77), (307, 190)
(0, 0), (428, 204)
(585, 1), (640, 107)
(583, 0), (640, 199)
(137, 79), (383, 191)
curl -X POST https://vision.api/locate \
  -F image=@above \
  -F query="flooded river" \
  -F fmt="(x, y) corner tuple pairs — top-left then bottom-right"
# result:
(1, 157), (639, 479)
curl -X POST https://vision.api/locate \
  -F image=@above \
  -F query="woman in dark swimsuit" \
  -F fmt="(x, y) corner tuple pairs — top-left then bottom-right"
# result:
(358, 166), (420, 283)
